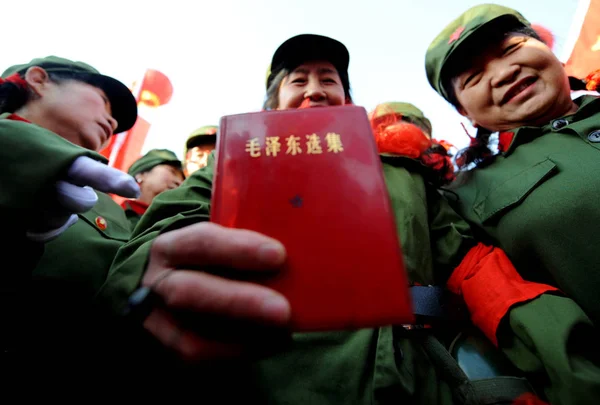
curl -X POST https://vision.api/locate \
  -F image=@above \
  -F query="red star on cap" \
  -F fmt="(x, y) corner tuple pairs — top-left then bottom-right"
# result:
(448, 26), (465, 44)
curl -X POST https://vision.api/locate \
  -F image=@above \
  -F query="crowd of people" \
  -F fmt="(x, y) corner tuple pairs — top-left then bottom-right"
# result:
(4, 2), (599, 403)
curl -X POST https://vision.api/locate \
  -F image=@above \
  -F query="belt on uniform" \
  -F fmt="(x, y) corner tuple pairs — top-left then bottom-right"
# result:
(409, 286), (469, 323)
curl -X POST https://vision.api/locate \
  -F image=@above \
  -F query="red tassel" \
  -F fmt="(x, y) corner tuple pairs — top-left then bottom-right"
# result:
(0, 73), (28, 88)
(420, 152), (455, 182)
(585, 69), (600, 92)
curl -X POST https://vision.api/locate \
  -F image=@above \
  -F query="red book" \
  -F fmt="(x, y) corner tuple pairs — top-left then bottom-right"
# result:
(211, 105), (414, 331)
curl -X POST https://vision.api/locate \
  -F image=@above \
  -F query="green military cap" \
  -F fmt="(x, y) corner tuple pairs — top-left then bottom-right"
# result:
(185, 125), (218, 151)
(266, 34), (350, 90)
(128, 149), (184, 178)
(2, 56), (137, 133)
(425, 4), (530, 101)
(370, 102), (433, 136)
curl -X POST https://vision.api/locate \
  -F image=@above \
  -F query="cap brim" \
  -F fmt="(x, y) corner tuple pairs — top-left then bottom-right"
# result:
(83, 74), (138, 134)
(267, 34), (349, 89)
(186, 134), (217, 150)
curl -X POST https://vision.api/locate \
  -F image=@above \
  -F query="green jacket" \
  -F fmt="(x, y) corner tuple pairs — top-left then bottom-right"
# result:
(100, 151), (473, 403)
(0, 115), (138, 382)
(0, 114), (101, 268)
(34, 191), (131, 300)
(445, 96), (600, 326)
(99, 149), (599, 403)
(0, 114), (104, 357)
(31, 190), (134, 370)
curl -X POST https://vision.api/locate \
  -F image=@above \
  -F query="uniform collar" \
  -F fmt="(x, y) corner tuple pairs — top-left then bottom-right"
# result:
(0, 112), (31, 123)
(121, 199), (149, 216)
(501, 95), (600, 156)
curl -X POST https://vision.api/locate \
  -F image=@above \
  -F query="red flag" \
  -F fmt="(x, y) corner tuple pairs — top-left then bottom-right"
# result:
(564, 0), (600, 79)
(100, 69), (173, 172)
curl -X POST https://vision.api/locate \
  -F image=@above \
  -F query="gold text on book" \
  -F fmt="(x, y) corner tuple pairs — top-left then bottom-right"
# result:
(245, 133), (343, 158)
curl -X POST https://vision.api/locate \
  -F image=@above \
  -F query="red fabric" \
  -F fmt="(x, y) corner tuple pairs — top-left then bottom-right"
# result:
(564, 0), (600, 80)
(371, 111), (432, 158)
(5, 114), (30, 123)
(498, 131), (515, 152)
(585, 69), (600, 91)
(447, 243), (559, 346)
(420, 152), (454, 182)
(512, 393), (550, 405)
(432, 138), (455, 152)
(0, 73), (28, 88)
(120, 199), (149, 216)
(376, 121), (431, 158)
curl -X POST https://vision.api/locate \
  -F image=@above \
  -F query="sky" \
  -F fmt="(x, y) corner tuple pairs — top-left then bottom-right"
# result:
(2, 0), (587, 159)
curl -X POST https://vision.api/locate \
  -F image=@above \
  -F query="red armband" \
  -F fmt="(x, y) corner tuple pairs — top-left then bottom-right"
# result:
(448, 243), (558, 345)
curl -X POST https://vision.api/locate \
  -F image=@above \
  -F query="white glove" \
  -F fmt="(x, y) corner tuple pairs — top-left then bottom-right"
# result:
(27, 156), (140, 242)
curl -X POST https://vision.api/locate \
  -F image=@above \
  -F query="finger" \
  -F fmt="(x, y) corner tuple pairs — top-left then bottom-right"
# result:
(147, 269), (291, 327)
(26, 214), (79, 242)
(150, 222), (286, 272)
(67, 156), (140, 198)
(144, 308), (291, 362)
(144, 307), (246, 362)
(55, 181), (98, 212)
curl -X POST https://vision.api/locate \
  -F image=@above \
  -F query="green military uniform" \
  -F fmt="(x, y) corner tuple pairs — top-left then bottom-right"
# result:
(95, 31), (599, 402)
(99, 130), (564, 403)
(425, 4), (600, 404)
(0, 114), (104, 358)
(123, 149), (184, 229)
(0, 57), (141, 391)
(99, 151), (470, 404)
(32, 188), (133, 359)
(0, 114), (142, 393)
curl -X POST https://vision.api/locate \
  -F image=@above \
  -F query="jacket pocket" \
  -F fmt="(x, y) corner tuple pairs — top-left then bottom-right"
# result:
(473, 158), (558, 223)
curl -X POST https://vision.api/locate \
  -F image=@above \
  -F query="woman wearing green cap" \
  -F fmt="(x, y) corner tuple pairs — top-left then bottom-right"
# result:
(122, 148), (185, 229)
(91, 33), (566, 403)
(0, 56), (142, 378)
(425, 4), (600, 404)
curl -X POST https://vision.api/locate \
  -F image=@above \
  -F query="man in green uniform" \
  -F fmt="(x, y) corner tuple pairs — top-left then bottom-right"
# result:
(183, 125), (218, 176)
(122, 149), (185, 228)
(425, 4), (600, 404)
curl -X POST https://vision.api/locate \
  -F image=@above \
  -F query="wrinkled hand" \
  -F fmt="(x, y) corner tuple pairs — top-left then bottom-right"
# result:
(138, 222), (292, 362)
(27, 156), (140, 242)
